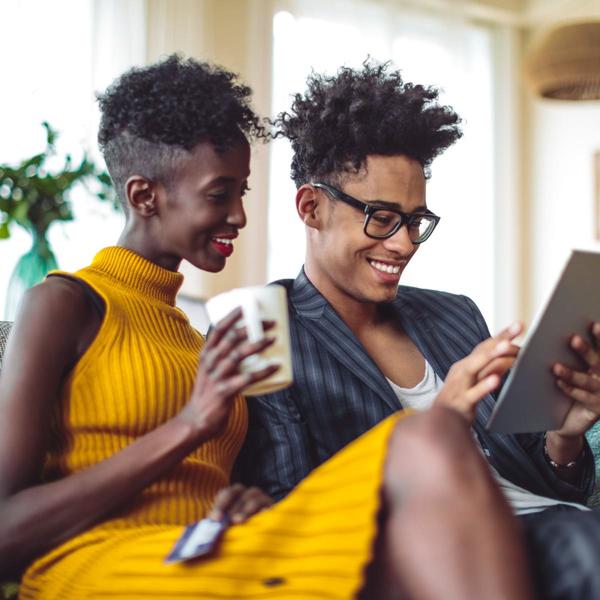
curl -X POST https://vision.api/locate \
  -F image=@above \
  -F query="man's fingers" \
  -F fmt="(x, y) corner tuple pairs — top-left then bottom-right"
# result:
(464, 373), (502, 405)
(553, 364), (600, 393)
(477, 356), (517, 381)
(570, 334), (600, 371)
(556, 379), (599, 409)
(460, 328), (520, 378)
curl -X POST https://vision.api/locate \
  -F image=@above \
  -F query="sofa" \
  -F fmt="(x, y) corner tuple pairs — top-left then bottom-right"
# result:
(0, 322), (17, 599)
(2, 317), (600, 599)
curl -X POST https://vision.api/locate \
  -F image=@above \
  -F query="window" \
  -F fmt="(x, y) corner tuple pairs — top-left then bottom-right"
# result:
(0, 0), (145, 319)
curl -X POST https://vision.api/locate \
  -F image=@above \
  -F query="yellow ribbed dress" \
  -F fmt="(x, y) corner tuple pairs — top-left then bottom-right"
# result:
(19, 247), (401, 600)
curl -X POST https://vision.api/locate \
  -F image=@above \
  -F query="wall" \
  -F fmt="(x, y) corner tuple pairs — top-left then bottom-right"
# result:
(523, 0), (600, 319)
(145, 0), (275, 300)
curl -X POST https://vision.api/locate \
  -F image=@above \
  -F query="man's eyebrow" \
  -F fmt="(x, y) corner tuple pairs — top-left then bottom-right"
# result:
(367, 198), (429, 212)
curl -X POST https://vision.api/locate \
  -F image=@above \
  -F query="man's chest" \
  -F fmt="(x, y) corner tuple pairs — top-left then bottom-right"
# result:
(358, 326), (426, 389)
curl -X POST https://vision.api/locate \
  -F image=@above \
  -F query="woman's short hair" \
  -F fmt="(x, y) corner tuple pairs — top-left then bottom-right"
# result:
(97, 54), (266, 205)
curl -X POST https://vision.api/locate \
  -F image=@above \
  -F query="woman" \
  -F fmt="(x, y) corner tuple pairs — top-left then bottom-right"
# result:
(0, 55), (532, 599)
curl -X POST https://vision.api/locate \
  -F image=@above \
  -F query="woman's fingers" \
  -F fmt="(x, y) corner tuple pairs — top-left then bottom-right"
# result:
(208, 337), (276, 381)
(204, 307), (243, 350)
(228, 487), (274, 524)
(208, 485), (274, 523)
(214, 363), (280, 398)
(202, 319), (278, 373)
(208, 484), (246, 521)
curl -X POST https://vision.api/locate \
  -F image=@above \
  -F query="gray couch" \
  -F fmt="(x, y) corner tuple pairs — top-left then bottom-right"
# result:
(0, 321), (10, 372)
(0, 322), (17, 599)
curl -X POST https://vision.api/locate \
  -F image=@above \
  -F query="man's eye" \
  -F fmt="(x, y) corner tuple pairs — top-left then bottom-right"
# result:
(372, 213), (393, 225)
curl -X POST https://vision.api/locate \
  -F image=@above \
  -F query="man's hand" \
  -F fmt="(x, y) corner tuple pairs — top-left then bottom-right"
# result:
(208, 483), (274, 524)
(434, 322), (522, 423)
(546, 322), (600, 464)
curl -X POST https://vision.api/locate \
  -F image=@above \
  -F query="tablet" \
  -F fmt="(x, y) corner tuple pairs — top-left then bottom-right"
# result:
(487, 250), (600, 434)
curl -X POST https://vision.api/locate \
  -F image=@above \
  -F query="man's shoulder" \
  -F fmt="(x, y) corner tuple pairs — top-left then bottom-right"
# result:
(269, 278), (295, 290)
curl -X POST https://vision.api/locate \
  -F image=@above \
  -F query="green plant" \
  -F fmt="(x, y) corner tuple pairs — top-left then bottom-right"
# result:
(0, 122), (116, 241)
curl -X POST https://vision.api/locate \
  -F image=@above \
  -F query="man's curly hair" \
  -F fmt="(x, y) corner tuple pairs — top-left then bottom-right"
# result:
(97, 54), (266, 204)
(273, 62), (462, 186)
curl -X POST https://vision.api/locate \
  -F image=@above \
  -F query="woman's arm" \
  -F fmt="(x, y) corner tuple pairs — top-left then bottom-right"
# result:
(0, 283), (276, 577)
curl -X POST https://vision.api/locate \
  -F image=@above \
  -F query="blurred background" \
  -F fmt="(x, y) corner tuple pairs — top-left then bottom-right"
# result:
(1, 0), (599, 333)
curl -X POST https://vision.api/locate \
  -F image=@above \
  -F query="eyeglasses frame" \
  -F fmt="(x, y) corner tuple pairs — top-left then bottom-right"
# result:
(312, 181), (440, 243)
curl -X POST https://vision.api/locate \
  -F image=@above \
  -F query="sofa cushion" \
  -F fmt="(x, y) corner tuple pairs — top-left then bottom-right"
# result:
(0, 321), (12, 372)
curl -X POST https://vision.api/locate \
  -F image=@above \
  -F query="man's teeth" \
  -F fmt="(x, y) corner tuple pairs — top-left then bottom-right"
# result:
(370, 260), (401, 274)
(213, 237), (233, 245)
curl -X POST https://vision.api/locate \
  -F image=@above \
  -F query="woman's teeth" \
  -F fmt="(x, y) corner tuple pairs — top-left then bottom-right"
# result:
(370, 260), (401, 274)
(213, 237), (233, 245)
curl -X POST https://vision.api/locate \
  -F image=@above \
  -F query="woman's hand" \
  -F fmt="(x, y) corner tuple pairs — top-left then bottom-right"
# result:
(178, 307), (279, 440)
(207, 483), (274, 524)
(434, 322), (522, 423)
(546, 322), (600, 464)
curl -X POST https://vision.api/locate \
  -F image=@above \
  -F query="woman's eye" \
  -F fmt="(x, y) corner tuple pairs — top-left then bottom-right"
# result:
(208, 192), (229, 204)
(241, 184), (251, 197)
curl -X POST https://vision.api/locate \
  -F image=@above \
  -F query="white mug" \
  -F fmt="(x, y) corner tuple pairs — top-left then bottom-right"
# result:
(204, 285), (293, 395)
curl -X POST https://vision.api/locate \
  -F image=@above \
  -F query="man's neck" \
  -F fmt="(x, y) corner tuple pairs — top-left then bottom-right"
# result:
(303, 265), (390, 334)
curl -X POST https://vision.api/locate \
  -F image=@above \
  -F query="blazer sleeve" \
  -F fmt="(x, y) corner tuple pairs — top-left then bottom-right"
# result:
(235, 387), (314, 501)
(463, 295), (595, 503)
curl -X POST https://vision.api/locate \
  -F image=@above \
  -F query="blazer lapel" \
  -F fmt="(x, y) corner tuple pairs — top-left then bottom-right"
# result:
(290, 272), (402, 412)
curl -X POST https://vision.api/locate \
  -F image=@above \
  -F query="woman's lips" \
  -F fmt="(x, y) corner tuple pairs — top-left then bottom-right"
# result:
(211, 237), (235, 257)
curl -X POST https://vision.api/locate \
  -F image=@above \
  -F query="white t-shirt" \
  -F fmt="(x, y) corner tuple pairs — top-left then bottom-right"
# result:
(386, 361), (588, 515)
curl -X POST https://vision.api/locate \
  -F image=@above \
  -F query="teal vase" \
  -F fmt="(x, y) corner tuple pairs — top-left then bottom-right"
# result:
(5, 230), (58, 320)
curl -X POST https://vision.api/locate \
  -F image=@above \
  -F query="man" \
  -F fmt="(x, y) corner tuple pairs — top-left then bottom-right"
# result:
(237, 63), (600, 598)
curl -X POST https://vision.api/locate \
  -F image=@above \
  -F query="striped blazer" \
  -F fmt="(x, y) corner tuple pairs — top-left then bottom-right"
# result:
(237, 270), (595, 503)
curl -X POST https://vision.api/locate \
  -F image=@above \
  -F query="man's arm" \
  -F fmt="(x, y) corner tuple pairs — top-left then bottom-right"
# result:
(236, 388), (314, 501)
(463, 295), (595, 502)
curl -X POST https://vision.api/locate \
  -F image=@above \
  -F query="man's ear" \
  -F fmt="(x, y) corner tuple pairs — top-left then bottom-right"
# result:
(296, 184), (323, 230)
(125, 175), (158, 217)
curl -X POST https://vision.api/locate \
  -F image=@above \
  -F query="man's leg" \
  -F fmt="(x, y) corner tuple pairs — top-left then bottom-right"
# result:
(360, 407), (534, 600)
(521, 505), (600, 599)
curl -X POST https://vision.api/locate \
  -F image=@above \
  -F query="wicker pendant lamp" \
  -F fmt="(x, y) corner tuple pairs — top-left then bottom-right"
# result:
(524, 20), (600, 100)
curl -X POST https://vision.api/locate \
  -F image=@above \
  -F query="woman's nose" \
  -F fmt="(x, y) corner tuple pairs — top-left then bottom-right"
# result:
(228, 196), (247, 229)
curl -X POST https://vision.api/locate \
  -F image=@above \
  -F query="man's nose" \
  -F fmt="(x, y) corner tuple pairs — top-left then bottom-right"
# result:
(382, 224), (415, 253)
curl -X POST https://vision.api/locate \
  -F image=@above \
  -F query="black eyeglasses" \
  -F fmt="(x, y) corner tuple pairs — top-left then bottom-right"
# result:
(312, 182), (440, 244)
